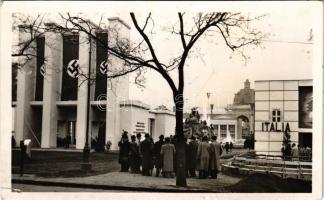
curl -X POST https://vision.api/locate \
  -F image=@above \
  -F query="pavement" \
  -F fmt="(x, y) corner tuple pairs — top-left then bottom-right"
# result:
(12, 171), (241, 192)
(11, 149), (248, 192)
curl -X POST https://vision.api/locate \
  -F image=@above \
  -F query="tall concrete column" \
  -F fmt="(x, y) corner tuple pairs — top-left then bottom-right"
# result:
(76, 31), (90, 150)
(227, 124), (230, 138)
(106, 18), (131, 150)
(217, 125), (220, 139)
(235, 123), (238, 141)
(15, 26), (37, 146)
(41, 30), (62, 148)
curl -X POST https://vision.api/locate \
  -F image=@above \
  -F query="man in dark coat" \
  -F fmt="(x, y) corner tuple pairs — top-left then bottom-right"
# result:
(129, 135), (141, 173)
(154, 135), (164, 177)
(187, 136), (199, 177)
(118, 132), (131, 172)
(140, 134), (154, 176)
(136, 133), (142, 172)
(225, 142), (230, 153)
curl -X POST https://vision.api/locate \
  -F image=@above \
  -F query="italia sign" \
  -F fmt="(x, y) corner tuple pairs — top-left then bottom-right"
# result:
(261, 122), (291, 133)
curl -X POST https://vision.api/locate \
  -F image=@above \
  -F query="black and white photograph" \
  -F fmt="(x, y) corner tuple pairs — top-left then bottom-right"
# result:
(0, 1), (323, 199)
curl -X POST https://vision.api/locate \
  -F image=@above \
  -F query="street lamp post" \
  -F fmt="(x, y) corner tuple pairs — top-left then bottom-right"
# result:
(81, 31), (92, 171)
(206, 92), (211, 124)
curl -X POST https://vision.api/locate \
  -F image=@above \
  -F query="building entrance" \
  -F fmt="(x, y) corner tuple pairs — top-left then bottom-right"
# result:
(298, 132), (312, 148)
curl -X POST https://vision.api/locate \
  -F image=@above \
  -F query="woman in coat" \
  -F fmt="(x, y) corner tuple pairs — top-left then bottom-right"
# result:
(209, 135), (222, 179)
(160, 137), (176, 178)
(196, 135), (210, 179)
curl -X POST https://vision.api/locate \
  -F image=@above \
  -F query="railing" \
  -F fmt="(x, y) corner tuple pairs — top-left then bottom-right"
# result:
(228, 153), (312, 180)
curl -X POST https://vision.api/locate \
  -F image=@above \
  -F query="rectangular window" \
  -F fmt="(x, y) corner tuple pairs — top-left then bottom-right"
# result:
(213, 124), (218, 136)
(272, 109), (281, 122)
(220, 125), (227, 138)
(61, 34), (79, 101)
(35, 37), (45, 101)
(229, 124), (235, 139)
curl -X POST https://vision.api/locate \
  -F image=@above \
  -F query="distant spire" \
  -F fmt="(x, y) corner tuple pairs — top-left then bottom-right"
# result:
(244, 79), (250, 89)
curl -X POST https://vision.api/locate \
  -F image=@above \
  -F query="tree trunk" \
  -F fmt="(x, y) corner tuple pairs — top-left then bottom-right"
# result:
(174, 93), (187, 186)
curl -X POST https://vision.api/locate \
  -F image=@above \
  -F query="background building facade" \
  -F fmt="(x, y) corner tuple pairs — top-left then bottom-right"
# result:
(12, 18), (176, 150)
(254, 80), (313, 155)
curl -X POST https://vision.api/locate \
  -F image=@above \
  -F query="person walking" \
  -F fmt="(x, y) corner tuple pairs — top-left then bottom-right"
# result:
(171, 135), (177, 174)
(187, 136), (198, 177)
(65, 134), (71, 148)
(154, 135), (164, 177)
(118, 132), (131, 172)
(225, 142), (230, 154)
(291, 143), (299, 161)
(229, 142), (233, 152)
(196, 136), (210, 179)
(160, 137), (176, 178)
(149, 137), (155, 176)
(136, 133), (142, 172)
(140, 134), (154, 176)
(129, 135), (141, 173)
(209, 135), (222, 179)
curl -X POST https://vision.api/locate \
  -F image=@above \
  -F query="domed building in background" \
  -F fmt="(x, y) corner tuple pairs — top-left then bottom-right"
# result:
(233, 79), (255, 105)
(186, 79), (255, 144)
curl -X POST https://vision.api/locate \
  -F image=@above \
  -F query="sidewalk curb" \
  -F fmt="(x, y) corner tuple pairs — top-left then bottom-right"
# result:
(12, 179), (215, 193)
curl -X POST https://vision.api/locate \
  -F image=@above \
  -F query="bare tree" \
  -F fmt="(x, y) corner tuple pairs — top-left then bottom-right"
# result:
(12, 12), (265, 186)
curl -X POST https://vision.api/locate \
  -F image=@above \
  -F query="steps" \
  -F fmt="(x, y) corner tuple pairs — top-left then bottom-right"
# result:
(222, 156), (312, 181)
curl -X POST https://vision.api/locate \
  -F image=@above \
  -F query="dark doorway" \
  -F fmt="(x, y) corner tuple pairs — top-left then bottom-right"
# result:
(95, 122), (106, 152)
(298, 132), (312, 148)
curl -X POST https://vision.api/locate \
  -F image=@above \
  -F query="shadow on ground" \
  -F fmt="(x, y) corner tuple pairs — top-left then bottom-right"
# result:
(227, 173), (311, 193)
(12, 150), (120, 178)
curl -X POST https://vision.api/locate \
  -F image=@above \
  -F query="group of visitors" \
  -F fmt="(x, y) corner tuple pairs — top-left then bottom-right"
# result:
(290, 143), (312, 161)
(118, 131), (223, 179)
(282, 143), (312, 161)
(223, 142), (233, 154)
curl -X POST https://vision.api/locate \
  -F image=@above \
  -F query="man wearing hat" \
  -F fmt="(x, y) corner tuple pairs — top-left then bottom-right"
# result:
(118, 131), (130, 172)
(187, 135), (199, 177)
(140, 133), (154, 176)
(154, 135), (165, 177)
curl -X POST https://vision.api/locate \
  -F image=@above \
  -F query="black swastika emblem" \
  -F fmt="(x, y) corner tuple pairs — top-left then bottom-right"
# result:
(99, 60), (108, 75)
(67, 59), (79, 78)
(40, 64), (46, 76)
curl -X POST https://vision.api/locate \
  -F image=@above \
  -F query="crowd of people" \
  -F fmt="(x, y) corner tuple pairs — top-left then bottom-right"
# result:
(284, 143), (312, 161)
(118, 131), (223, 179)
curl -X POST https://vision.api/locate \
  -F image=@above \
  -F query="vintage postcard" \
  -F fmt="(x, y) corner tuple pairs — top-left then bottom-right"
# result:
(0, 1), (322, 200)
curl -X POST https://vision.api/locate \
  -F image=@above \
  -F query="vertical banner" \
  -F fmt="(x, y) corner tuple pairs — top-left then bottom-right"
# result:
(35, 37), (45, 101)
(61, 34), (79, 101)
(95, 32), (108, 100)
(299, 86), (313, 128)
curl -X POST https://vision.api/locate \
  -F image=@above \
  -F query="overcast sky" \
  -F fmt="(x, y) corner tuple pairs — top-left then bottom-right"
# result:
(7, 2), (321, 112)
(127, 4), (317, 112)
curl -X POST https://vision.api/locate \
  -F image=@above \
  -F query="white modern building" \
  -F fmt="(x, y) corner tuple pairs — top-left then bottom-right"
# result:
(254, 79), (313, 155)
(12, 18), (175, 150)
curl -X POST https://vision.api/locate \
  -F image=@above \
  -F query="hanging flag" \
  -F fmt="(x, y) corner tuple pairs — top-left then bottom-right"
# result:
(67, 59), (79, 78)
(40, 64), (46, 76)
(99, 60), (108, 75)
